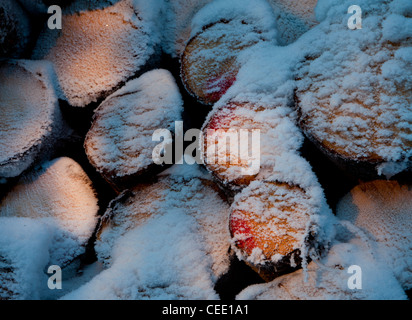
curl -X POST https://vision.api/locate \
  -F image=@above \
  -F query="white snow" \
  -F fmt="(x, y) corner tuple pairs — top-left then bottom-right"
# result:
(84, 69), (183, 180)
(267, 0), (319, 45)
(337, 180), (412, 290)
(189, 0), (277, 40)
(62, 162), (231, 300)
(236, 235), (407, 300)
(0, 218), (53, 300)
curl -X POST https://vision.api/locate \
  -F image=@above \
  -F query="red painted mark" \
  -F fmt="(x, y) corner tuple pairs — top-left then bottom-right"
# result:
(230, 215), (256, 255)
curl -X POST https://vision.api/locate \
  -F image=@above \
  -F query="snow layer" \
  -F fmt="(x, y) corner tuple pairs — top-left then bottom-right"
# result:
(62, 162), (231, 300)
(32, 0), (162, 107)
(84, 69), (183, 181)
(0, 157), (99, 267)
(236, 234), (407, 300)
(295, 0), (412, 173)
(0, 218), (53, 300)
(0, 60), (63, 179)
(337, 180), (412, 290)
(189, 0), (278, 39)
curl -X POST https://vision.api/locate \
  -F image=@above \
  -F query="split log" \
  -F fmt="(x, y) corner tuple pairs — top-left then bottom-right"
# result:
(0, 0), (31, 58)
(84, 69), (183, 191)
(337, 180), (412, 290)
(230, 180), (325, 282)
(0, 60), (64, 179)
(63, 165), (231, 299)
(32, 0), (161, 107)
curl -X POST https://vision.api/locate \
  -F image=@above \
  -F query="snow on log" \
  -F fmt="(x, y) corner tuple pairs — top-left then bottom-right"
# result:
(161, 0), (213, 58)
(202, 101), (303, 192)
(229, 180), (330, 282)
(337, 180), (412, 290)
(236, 236), (407, 300)
(62, 163), (231, 300)
(294, 1), (412, 178)
(0, 0), (31, 58)
(0, 60), (64, 179)
(32, 0), (162, 107)
(0, 218), (54, 300)
(0, 157), (99, 300)
(84, 69), (183, 190)
(180, 0), (277, 105)
(267, 0), (318, 45)
(0, 157), (99, 267)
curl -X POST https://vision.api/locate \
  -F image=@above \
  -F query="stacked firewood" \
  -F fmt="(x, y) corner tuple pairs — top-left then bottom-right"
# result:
(0, 0), (410, 300)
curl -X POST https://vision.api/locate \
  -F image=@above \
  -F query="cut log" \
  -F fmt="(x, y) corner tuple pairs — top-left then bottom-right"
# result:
(229, 181), (323, 282)
(295, 40), (411, 178)
(0, 157), (99, 267)
(84, 69), (183, 190)
(62, 164), (231, 300)
(0, 157), (99, 300)
(32, 0), (161, 107)
(0, 60), (64, 179)
(0, 0), (31, 58)
(337, 180), (412, 290)
(181, 0), (277, 105)
(202, 101), (303, 192)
